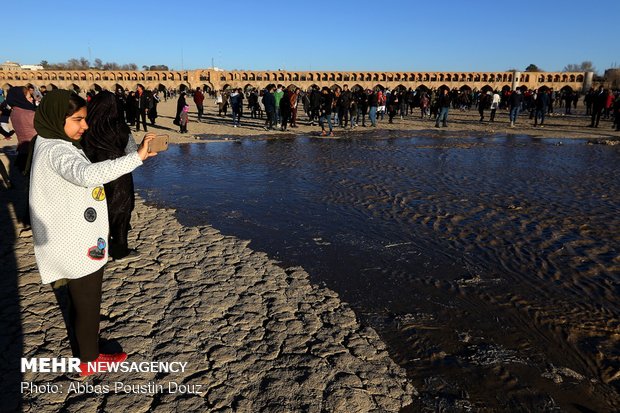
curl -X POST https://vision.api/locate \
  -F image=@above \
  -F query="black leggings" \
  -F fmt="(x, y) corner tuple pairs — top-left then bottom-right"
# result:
(54, 267), (104, 362)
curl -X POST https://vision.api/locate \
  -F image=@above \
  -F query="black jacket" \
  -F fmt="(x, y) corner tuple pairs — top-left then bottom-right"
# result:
(367, 92), (378, 107)
(262, 92), (276, 113)
(438, 93), (451, 108)
(509, 92), (523, 109)
(320, 92), (334, 115)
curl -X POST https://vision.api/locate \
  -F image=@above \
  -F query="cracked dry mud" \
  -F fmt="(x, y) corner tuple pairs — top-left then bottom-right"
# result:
(13, 198), (414, 412)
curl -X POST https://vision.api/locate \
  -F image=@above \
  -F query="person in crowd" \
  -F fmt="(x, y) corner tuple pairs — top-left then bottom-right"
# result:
(356, 88), (368, 126)
(81, 91), (141, 261)
(508, 89), (523, 127)
(7, 85), (37, 173)
(193, 87), (205, 122)
(229, 88), (243, 128)
(274, 85), (284, 127)
(534, 88), (550, 127)
(612, 92), (620, 131)
(489, 91), (500, 122)
(387, 91), (398, 124)
(29, 89), (157, 376)
(564, 90), (573, 115)
(147, 89), (159, 126)
(377, 89), (385, 121)
(337, 84), (352, 128)
(0, 99), (15, 138)
(248, 89), (259, 119)
(367, 89), (378, 127)
(435, 88), (451, 127)
(420, 92), (430, 119)
(604, 89), (614, 119)
(174, 91), (188, 128)
(349, 90), (358, 128)
(478, 91), (489, 122)
(216, 90), (224, 116)
(179, 104), (190, 133)
(589, 86), (607, 128)
(279, 88), (292, 131)
(134, 84), (150, 132)
(290, 88), (300, 128)
(319, 86), (334, 136)
(115, 88), (127, 123)
(125, 91), (136, 126)
(262, 84), (276, 130)
(309, 86), (321, 126)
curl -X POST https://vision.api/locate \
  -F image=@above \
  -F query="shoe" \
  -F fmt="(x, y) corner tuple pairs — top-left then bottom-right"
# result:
(79, 352), (128, 377)
(320, 131), (327, 136)
(110, 249), (141, 263)
(329, 132), (334, 137)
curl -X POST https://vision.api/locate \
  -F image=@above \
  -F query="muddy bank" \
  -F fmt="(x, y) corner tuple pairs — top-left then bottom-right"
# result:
(1, 184), (414, 412)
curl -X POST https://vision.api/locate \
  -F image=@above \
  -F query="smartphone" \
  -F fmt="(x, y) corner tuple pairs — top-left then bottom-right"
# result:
(148, 134), (169, 153)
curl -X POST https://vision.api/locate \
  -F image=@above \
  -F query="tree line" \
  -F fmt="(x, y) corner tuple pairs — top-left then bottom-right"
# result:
(39, 58), (170, 71)
(521, 61), (597, 74)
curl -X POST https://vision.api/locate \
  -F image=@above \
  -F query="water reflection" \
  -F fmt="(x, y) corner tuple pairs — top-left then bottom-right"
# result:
(134, 132), (620, 411)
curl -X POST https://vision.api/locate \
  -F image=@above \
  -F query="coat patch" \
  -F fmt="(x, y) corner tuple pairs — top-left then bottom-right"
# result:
(87, 238), (106, 260)
(84, 207), (97, 222)
(92, 186), (106, 201)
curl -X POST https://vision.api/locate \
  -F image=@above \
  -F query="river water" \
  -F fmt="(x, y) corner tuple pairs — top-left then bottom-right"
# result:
(133, 131), (619, 412)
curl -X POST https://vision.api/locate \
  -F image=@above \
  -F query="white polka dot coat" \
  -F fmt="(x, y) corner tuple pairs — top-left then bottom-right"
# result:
(29, 136), (143, 284)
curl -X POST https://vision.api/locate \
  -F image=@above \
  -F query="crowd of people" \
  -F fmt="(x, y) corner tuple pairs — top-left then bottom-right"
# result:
(177, 83), (620, 134)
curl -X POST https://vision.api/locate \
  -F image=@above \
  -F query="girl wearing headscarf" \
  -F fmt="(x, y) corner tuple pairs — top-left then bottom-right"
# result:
(29, 89), (157, 376)
(81, 91), (139, 261)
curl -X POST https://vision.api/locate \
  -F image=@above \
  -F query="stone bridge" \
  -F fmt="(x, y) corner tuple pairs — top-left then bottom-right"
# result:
(0, 69), (593, 94)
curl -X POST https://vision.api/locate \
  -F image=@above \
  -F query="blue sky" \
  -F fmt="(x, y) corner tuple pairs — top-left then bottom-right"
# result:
(3, 0), (619, 74)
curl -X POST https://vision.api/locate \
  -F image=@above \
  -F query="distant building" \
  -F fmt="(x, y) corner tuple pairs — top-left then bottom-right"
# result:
(0, 61), (21, 71)
(20, 65), (44, 71)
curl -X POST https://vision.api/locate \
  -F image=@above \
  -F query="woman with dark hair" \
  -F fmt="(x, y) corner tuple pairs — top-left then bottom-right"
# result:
(29, 89), (157, 376)
(174, 91), (188, 126)
(6, 85), (37, 172)
(82, 91), (140, 261)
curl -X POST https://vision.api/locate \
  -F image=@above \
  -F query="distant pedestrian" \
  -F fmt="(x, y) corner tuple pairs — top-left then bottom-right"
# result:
(262, 85), (276, 130)
(174, 91), (188, 129)
(148, 90), (159, 125)
(589, 86), (607, 128)
(319, 87), (334, 136)
(508, 89), (523, 127)
(134, 84), (151, 132)
(534, 90), (550, 127)
(193, 87), (205, 121)
(478, 91), (490, 122)
(230, 88), (243, 127)
(179, 105), (189, 133)
(279, 89), (291, 131)
(435, 88), (451, 127)
(489, 92), (500, 122)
